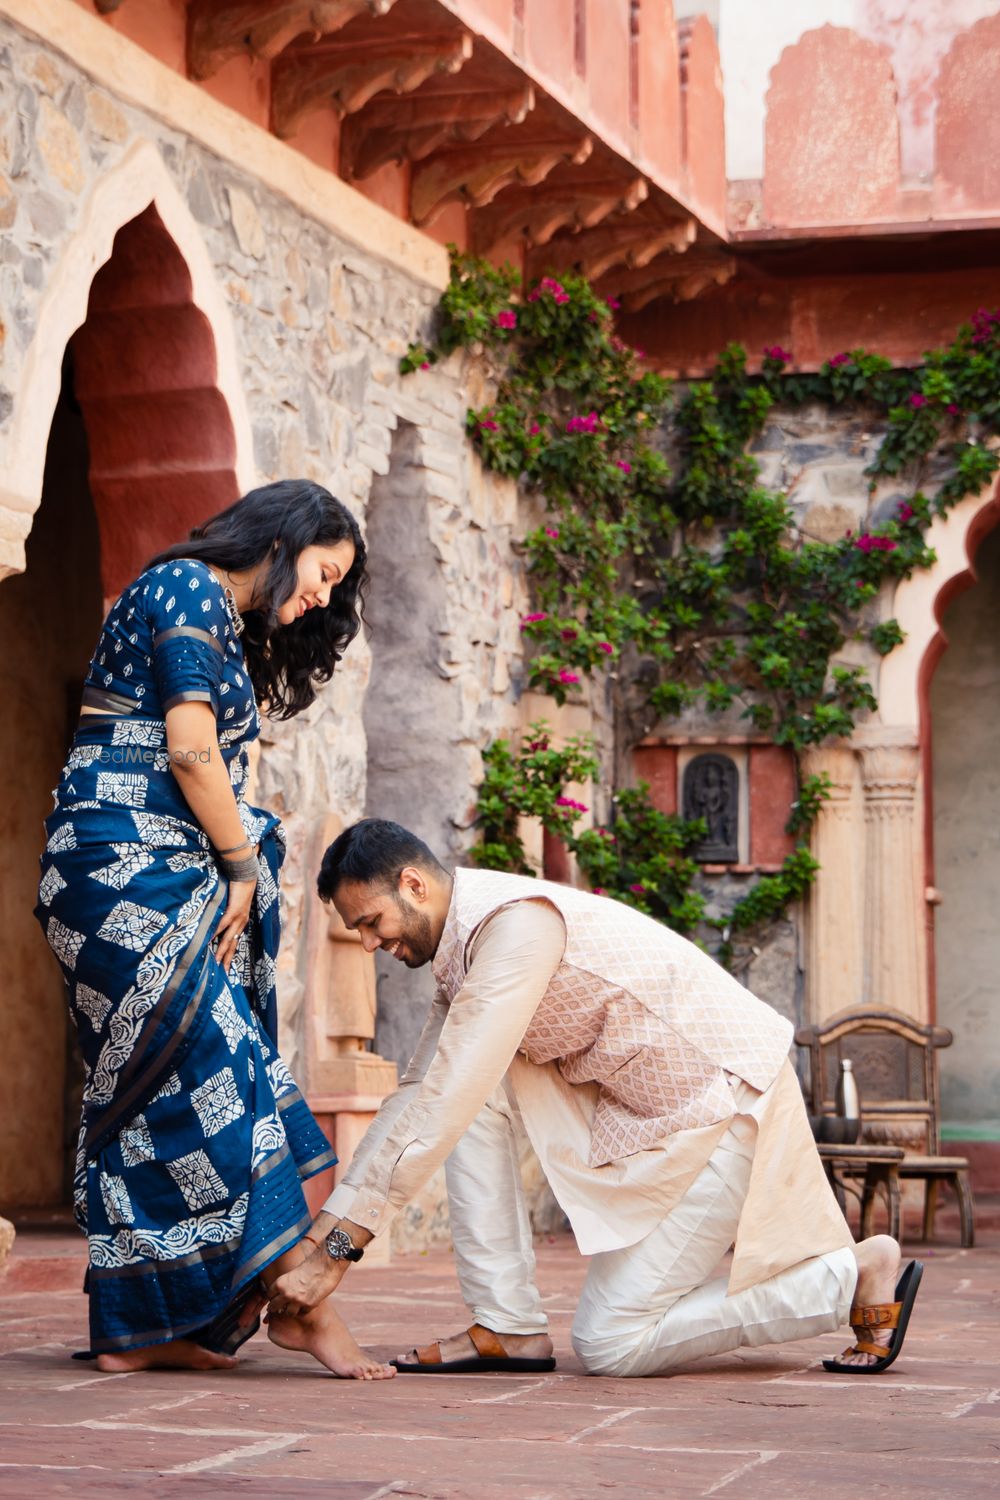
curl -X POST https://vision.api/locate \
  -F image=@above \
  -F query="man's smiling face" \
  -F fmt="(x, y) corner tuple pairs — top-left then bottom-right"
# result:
(333, 869), (439, 969)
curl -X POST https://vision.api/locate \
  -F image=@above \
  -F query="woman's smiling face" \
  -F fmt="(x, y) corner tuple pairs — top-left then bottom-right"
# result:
(275, 538), (356, 625)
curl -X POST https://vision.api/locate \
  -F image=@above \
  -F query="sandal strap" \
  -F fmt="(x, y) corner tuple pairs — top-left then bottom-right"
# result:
(468, 1323), (507, 1360)
(843, 1338), (893, 1360)
(412, 1340), (443, 1365)
(849, 1300), (901, 1329)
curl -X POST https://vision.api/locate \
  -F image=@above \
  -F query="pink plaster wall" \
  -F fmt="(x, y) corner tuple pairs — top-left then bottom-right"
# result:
(637, 0), (681, 187)
(748, 746), (796, 867)
(584, 0), (632, 155)
(763, 25), (900, 228)
(934, 13), (1000, 215)
(72, 0), (187, 75)
(679, 14), (725, 231)
(523, 0), (576, 85)
(633, 745), (679, 816)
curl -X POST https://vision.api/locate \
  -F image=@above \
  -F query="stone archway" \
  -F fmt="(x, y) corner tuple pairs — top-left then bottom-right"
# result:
(800, 480), (1000, 1038)
(0, 138), (255, 587)
(927, 520), (1000, 1174)
(0, 141), (256, 1209)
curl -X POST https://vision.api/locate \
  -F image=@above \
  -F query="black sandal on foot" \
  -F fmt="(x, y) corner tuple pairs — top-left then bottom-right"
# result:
(822, 1259), (924, 1375)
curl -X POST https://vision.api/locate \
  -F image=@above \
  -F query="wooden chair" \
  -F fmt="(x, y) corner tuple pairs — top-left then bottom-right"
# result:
(795, 1008), (975, 1248)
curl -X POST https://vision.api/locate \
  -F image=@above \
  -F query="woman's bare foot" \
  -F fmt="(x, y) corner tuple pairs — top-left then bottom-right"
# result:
(96, 1340), (238, 1373)
(394, 1328), (554, 1366)
(836, 1233), (902, 1368)
(267, 1302), (395, 1380)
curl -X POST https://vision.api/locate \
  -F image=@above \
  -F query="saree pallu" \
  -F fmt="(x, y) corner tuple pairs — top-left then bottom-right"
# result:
(35, 715), (336, 1354)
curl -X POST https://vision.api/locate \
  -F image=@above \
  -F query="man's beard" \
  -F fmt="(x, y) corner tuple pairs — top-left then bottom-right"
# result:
(396, 901), (435, 967)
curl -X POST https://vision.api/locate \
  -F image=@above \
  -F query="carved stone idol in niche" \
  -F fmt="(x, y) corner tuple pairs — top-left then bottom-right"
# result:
(682, 753), (739, 862)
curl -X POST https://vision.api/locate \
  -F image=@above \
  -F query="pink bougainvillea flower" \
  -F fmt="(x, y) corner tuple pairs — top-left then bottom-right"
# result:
(854, 534), (898, 554)
(616, 460), (632, 473)
(629, 882), (646, 895)
(763, 345), (791, 362)
(634, 349), (646, 360)
(420, 361), (430, 371)
(946, 403), (961, 416)
(597, 641), (615, 655)
(606, 296), (621, 311)
(971, 307), (999, 342)
(520, 611), (548, 626)
(560, 628), (578, 641)
(557, 669), (581, 685)
(555, 796), (588, 813)
(908, 392), (928, 409)
(525, 738), (549, 753)
(566, 411), (601, 435)
(897, 502), (915, 522)
(592, 887), (607, 896)
(545, 526), (560, 539)
(828, 352), (851, 367)
(495, 309), (517, 330)
(479, 418), (499, 432)
(528, 422), (541, 435)
(529, 276), (570, 305)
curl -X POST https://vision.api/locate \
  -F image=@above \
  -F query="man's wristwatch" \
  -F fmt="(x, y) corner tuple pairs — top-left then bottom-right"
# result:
(323, 1225), (365, 1263)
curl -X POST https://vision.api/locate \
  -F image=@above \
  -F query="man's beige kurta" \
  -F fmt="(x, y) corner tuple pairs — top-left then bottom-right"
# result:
(325, 870), (852, 1295)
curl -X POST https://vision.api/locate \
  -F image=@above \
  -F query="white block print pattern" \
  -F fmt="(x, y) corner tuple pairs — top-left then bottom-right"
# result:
(119, 1114), (155, 1167)
(47, 917), (86, 971)
(75, 983), (112, 1032)
(38, 866), (67, 906)
(96, 772), (148, 807)
(100, 1172), (135, 1226)
(167, 1149), (228, 1211)
(46, 823), (77, 853)
(88, 844), (155, 890)
(97, 900), (166, 953)
(211, 986), (247, 1054)
(191, 1067), (245, 1138)
(89, 1192), (248, 1269)
(150, 1072), (181, 1103)
(251, 1112), (286, 1169)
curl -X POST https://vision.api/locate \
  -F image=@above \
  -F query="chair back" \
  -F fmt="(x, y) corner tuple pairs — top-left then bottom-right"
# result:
(794, 1008), (952, 1154)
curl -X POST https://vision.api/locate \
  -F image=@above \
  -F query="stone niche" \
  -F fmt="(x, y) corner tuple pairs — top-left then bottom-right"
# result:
(635, 738), (797, 872)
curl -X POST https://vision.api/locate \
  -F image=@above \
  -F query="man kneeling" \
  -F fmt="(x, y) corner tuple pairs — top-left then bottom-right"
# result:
(269, 820), (921, 1378)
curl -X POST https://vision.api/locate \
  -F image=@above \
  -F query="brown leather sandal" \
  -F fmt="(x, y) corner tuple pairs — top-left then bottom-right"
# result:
(391, 1322), (556, 1374)
(823, 1260), (923, 1374)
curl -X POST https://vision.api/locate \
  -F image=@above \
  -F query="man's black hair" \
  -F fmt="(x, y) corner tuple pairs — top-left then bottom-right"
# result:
(317, 818), (446, 902)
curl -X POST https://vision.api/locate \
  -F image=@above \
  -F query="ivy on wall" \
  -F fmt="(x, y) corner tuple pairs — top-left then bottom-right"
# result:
(404, 252), (1000, 967)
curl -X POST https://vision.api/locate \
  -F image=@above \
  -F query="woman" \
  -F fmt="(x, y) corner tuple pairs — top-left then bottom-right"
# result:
(34, 479), (393, 1380)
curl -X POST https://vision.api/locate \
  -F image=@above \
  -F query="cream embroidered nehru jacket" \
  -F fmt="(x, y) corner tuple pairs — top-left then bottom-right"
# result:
(325, 869), (852, 1293)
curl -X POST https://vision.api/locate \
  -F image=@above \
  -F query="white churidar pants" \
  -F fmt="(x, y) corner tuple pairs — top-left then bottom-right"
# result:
(444, 1081), (858, 1376)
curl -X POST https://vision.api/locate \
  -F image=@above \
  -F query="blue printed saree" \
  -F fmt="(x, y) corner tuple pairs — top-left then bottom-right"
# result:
(34, 558), (336, 1355)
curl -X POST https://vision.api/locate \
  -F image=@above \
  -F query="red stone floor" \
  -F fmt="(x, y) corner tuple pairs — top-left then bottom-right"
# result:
(1, 1209), (998, 1500)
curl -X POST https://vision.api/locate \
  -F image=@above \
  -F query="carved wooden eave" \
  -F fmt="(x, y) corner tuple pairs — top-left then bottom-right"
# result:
(534, 208), (696, 282)
(340, 76), (535, 179)
(271, 29), (472, 138)
(472, 173), (648, 255)
(187, 0), (398, 81)
(410, 129), (593, 228)
(599, 249), (737, 311)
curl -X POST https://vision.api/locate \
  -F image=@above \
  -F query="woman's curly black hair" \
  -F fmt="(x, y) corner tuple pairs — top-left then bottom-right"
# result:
(148, 479), (367, 720)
